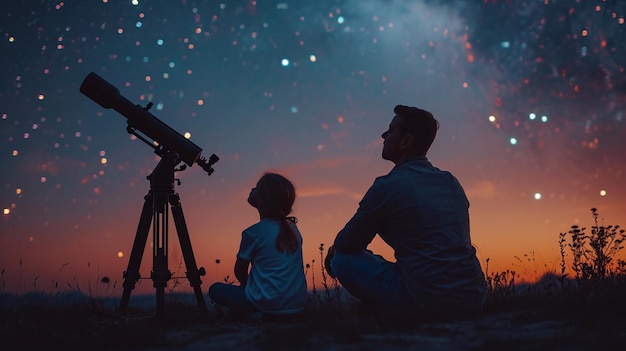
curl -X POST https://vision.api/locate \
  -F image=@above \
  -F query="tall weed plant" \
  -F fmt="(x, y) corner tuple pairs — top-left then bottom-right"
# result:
(559, 208), (626, 281)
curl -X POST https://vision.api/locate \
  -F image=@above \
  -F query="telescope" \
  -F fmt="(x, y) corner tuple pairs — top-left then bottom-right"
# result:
(80, 72), (218, 174)
(80, 72), (217, 316)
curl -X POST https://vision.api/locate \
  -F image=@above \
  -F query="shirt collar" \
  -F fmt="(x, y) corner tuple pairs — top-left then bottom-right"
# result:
(395, 155), (429, 168)
(396, 156), (428, 167)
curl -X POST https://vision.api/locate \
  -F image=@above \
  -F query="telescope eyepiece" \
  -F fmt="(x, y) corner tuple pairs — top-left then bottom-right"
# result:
(197, 154), (219, 176)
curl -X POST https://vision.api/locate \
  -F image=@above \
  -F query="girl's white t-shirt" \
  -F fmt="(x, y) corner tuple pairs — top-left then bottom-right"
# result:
(237, 218), (307, 314)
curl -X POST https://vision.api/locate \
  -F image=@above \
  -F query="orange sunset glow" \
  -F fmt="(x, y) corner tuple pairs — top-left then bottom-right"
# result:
(1, 1), (625, 300)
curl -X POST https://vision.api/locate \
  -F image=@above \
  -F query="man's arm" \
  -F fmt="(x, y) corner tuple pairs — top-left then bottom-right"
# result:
(333, 179), (386, 253)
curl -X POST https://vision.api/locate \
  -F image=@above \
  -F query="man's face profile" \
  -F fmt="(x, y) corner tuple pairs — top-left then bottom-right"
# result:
(381, 115), (406, 163)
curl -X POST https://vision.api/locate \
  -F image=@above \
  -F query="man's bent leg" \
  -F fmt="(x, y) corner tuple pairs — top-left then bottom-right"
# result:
(330, 251), (411, 310)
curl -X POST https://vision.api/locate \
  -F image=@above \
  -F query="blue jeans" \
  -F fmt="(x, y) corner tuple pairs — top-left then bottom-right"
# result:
(330, 250), (414, 311)
(208, 283), (257, 313)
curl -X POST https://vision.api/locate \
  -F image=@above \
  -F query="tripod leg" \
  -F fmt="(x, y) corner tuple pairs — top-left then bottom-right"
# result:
(153, 247), (168, 316)
(170, 194), (207, 311)
(152, 193), (172, 317)
(119, 194), (153, 313)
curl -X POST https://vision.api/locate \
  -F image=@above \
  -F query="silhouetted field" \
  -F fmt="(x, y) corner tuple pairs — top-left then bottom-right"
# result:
(2, 209), (624, 350)
(2, 273), (626, 351)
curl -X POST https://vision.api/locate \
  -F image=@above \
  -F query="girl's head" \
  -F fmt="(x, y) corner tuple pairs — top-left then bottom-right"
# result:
(248, 172), (299, 254)
(248, 172), (296, 218)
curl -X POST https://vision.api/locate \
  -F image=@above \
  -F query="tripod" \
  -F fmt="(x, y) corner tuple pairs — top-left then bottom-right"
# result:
(119, 150), (207, 316)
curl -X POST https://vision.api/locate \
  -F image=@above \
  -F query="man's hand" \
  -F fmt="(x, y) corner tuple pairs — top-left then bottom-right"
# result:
(324, 245), (336, 278)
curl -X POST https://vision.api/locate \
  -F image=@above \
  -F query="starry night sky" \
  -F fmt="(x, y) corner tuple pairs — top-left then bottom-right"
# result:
(1, 0), (625, 295)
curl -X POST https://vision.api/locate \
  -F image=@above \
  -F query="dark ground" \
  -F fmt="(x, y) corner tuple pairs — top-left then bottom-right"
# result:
(2, 292), (626, 351)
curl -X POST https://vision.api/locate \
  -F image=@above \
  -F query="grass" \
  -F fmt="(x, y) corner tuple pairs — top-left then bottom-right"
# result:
(3, 273), (626, 351)
(2, 208), (626, 350)
(483, 208), (626, 321)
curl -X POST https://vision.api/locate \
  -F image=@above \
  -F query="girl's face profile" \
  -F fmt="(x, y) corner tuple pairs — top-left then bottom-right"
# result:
(247, 186), (260, 208)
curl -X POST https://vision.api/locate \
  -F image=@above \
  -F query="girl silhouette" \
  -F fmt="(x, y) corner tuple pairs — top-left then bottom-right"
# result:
(208, 173), (307, 318)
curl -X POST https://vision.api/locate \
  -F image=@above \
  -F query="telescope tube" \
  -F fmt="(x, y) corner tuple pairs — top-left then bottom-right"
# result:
(80, 72), (203, 167)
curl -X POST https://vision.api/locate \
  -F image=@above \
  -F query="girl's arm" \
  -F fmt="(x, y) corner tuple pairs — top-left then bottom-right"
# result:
(234, 257), (250, 287)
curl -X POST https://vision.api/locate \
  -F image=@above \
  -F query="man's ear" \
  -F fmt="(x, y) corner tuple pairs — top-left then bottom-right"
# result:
(400, 134), (414, 149)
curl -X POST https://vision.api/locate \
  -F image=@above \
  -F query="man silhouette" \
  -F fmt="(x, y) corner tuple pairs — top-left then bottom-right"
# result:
(325, 105), (486, 319)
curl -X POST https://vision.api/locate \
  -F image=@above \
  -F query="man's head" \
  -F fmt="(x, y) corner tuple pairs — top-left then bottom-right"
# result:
(381, 105), (439, 164)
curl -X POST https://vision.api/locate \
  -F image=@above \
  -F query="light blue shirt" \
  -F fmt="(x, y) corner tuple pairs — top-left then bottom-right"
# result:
(238, 218), (307, 314)
(334, 156), (486, 302)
